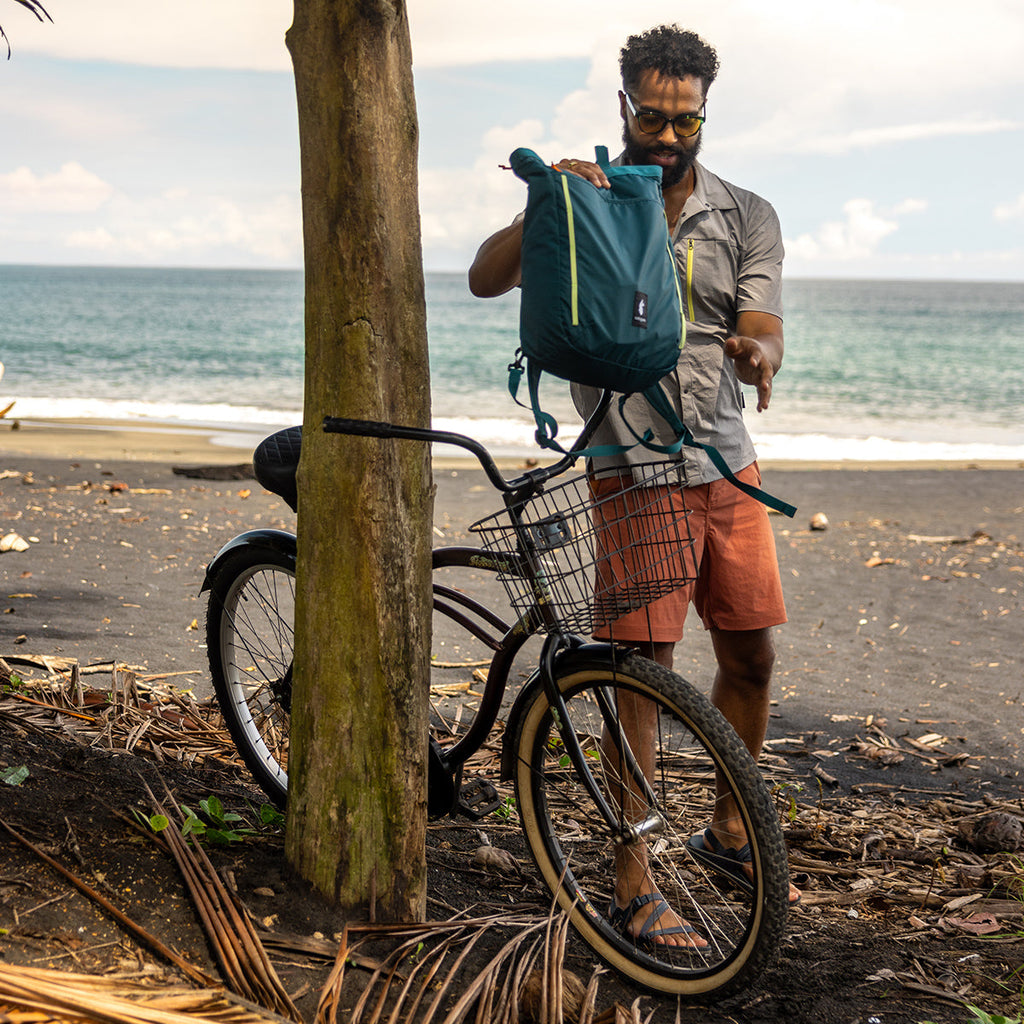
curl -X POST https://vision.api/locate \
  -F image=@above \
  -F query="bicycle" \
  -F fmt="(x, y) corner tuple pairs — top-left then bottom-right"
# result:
(202, 392), (790, 997)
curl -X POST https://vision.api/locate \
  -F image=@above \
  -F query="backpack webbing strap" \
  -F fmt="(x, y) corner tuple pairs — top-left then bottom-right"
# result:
(627, 387), (797, 518)
(509, 359), (640, 458)
(507, 356), (796, 517)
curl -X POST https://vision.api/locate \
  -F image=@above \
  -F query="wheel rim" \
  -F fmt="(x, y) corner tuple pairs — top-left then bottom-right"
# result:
(516, 667), (782, 994)
(217, 561), (294, 795)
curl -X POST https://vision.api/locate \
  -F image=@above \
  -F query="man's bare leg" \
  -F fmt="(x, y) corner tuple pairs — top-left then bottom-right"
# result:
(602, 684), (706, 948)
(707, 628), (800, 903)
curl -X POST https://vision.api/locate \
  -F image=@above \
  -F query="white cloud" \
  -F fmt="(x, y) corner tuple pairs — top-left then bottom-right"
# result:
(19, 0), (293, 69)
(0, 162), (113, 212)
(784, 119), (1020, 157)
(785, 198), (924, 262)
(994, 194), (1024, 221)
(63, 191), (301, 265)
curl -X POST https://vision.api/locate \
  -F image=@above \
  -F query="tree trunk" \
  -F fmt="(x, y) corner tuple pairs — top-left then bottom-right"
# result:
(284, 0), (432, 921)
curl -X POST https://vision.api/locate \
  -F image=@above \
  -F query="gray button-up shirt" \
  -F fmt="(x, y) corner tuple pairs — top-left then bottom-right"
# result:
(572, 161), (784, 486)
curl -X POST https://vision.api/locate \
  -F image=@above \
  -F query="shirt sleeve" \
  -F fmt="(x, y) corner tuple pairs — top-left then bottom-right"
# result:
(735, 199), (784, 319)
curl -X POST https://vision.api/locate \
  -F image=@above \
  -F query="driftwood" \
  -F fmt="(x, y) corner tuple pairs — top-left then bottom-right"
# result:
(172, 463), (256, 481)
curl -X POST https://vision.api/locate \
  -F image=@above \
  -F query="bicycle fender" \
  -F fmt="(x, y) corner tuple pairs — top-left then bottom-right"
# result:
(499, 641), (621, 782)
(200, 529), (297, 593)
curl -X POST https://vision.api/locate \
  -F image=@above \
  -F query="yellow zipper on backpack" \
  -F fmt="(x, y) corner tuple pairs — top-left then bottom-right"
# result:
(561, 174), (579, 326)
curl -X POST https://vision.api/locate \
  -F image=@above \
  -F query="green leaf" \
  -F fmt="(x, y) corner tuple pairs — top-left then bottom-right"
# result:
(259, 804), (285, 827)
(148, 814), (170, 833)
(200, 796), (224, 821)
(205, 828), (242, 845)
(1, 765), (29, 786)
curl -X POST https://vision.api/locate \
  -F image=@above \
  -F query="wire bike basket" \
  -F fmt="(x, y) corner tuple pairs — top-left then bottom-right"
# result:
(470, 461), (698, 636)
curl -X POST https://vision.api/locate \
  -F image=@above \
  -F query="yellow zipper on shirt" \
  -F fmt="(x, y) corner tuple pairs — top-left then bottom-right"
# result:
(561, 174), (579, 326)
(685, 238), (696, 321)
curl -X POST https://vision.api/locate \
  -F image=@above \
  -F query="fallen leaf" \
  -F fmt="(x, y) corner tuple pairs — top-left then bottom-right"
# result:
(864, 556), (896, 568)
(472, 845), (519, 875)
(938, 913), (1001, 936)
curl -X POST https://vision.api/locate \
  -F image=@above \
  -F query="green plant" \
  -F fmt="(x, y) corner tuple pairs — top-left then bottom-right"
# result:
(772, 780), (804, 822)
(963, 1006), (1020, 1024)
(137, 797), (283, 846)
(257, 802), (286, 829)
(1, 672), (24, 693)
(497, 795), (518, 823)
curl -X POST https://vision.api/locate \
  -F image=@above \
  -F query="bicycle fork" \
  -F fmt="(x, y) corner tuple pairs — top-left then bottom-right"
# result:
(538, 636), (667, 847)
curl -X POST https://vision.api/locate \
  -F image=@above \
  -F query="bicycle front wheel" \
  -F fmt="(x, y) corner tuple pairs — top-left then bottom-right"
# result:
(511, 651), (788, 997)
(205, 542), (293, 808)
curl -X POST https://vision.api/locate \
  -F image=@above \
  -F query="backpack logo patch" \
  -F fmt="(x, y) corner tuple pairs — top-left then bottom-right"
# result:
(632, 291), (648, 329)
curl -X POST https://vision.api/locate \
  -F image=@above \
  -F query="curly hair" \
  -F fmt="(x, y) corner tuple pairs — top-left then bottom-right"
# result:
(619, 25), (720, 96)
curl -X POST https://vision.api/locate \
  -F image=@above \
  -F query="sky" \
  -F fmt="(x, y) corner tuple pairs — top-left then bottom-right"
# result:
(1, 0), (1023, 280)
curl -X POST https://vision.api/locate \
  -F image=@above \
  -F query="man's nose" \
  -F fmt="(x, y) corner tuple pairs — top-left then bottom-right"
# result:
(656, 122), (678, 146)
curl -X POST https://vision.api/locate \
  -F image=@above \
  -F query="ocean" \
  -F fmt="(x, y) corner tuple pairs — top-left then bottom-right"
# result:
(2, 264), (1023, 463)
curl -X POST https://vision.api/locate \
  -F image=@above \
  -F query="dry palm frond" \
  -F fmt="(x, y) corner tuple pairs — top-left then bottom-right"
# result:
(312, 898), (601, 1024)
(142, 780), (301, 1023)
(0, 659), (245, 769)
(0, 961), (294, 1023)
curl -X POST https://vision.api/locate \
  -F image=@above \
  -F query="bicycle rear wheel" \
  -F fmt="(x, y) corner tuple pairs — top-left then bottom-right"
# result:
(511, 650), (788, 996)
(205, 542), (293, 808)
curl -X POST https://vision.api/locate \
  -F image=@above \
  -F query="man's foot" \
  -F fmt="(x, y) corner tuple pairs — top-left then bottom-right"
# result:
(688, 829), (802, 905)
(608, 891), (708, 949)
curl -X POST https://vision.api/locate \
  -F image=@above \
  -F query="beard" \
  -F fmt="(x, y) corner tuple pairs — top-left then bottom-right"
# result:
(622, 124), (702, 189)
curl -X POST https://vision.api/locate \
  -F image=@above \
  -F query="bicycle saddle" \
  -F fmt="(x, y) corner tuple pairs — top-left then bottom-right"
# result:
(254, 426), (302, 512)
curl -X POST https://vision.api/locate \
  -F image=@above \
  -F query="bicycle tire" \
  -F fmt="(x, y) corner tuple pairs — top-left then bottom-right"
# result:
(205, 542), (294, 808)
(511, 650), (788, 996)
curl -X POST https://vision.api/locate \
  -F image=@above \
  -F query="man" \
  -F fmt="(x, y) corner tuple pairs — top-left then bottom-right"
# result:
(470, 25), (797, 946)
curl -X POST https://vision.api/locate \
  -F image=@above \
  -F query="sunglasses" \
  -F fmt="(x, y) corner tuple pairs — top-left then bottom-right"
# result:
(624, 93), (706, 139)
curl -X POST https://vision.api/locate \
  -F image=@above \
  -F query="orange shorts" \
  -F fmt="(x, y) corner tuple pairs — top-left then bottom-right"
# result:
(591, 462), (786, 642)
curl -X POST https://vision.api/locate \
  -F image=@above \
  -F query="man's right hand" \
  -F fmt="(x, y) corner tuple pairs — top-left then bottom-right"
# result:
(555, 158), (611, 189)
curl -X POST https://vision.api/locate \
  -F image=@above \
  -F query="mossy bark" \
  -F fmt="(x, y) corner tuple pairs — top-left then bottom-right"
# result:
(284, 0), (432, 921)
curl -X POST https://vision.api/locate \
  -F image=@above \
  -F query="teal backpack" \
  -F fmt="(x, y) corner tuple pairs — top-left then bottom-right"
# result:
(510, 145), (684, 404)
(508, 145), (795, 518)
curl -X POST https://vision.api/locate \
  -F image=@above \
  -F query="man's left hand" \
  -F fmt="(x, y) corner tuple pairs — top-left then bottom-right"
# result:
(724, 335), (776, 412)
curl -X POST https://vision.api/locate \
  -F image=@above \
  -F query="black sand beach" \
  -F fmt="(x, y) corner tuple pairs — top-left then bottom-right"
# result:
(2, 419), (1021, 767)
(1, 419), (1022, 1023)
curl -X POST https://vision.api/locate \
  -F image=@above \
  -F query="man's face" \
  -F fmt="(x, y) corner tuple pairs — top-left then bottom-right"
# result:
(620, 69), (705, 189)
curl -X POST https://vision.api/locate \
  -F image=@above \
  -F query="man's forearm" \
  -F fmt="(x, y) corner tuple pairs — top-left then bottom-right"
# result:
(468, 221), (523, 297)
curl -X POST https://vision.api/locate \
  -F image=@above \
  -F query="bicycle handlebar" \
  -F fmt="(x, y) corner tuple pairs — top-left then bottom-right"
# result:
(323, 389), (614, 496)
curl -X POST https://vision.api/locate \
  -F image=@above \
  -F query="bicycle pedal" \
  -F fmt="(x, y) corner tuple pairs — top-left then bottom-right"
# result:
(456, 776), (501, 819)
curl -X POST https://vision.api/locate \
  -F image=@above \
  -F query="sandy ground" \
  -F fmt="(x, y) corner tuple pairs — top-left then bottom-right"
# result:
(1, 417), (1022, 1024)
(1, 417), (1022, 773)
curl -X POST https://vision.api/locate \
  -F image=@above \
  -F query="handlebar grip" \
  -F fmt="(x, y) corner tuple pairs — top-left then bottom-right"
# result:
(323, 417), (400, 438)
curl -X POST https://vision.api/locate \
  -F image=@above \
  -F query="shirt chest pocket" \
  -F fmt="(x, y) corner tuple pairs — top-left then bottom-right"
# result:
(677, 236), (740, 328)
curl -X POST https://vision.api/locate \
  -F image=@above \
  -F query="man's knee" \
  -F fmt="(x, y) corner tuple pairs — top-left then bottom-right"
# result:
(711, 628), (775, 689)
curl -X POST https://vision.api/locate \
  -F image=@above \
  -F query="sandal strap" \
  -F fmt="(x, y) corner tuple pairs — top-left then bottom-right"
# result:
(608, 891), (695, 941)
(704, 828), (751, 862)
